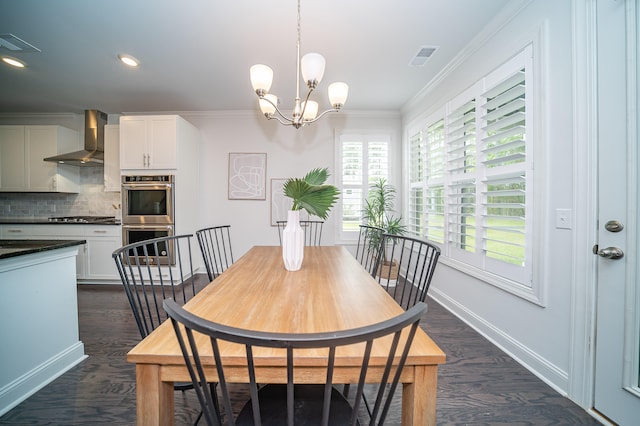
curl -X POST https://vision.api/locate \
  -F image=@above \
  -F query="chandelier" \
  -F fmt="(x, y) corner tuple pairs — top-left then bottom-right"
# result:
(250, 0), (349, 129)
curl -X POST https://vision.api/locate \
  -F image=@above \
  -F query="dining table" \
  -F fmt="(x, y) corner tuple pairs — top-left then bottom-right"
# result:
(127, 245), (446, 425)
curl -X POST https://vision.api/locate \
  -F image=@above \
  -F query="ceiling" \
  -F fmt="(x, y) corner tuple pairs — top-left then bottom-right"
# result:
(0, 0), (513, 115)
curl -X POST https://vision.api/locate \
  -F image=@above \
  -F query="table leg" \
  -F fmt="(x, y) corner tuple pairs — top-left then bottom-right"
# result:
(136, 364), (174, 426)
(402, 365), (438, 426)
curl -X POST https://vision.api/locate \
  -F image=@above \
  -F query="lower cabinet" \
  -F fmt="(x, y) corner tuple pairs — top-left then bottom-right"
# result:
(84, 227), (121, 281)
(2, 225), (85, 276)
(0, 224), (122, 283)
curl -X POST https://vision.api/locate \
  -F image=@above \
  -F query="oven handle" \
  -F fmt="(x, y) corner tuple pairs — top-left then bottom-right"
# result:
(121, 183), (173, 189)
(122, 224), (174, 231)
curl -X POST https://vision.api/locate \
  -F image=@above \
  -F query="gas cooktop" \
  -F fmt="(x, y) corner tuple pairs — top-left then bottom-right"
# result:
(48, 216), (117, 223)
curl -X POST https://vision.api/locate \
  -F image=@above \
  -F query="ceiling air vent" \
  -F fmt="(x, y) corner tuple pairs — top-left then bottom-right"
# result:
(409, 46), (437, 67)
(0, 33), (41, 52)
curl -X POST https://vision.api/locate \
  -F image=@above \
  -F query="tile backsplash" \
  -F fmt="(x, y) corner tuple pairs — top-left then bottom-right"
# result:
(0, 167), (121, 219)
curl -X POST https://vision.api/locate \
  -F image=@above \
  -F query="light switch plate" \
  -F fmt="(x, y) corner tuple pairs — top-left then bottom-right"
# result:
(556, 208), (572, 229)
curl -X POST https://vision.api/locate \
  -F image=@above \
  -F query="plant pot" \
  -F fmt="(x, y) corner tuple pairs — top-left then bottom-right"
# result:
(376, 260), (398, 287)
(282, 210), (305, 271)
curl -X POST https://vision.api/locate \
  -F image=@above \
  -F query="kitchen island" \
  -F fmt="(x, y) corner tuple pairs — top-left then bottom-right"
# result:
(0, 239), (87, 416)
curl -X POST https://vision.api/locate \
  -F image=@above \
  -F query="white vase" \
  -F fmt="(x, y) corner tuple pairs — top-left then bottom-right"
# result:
(282, 210), (305, 271)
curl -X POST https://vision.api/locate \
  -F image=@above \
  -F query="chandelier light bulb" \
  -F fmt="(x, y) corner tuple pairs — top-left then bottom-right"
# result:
(259, 94), (278, 116)
(250, 64), (274, 95)
(301, 53), (326, 89)
(328, 82), (349, 109)
(302, 100), (319, 121)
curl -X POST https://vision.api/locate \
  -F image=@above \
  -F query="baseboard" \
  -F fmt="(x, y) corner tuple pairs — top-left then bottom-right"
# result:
(77, 279), (121, 285)
(429, 289), (569, 395)
(0, 342), (87, 416)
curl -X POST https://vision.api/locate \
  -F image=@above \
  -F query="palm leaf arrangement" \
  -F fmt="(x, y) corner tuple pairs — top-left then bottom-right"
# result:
(283, 167), (340, 220)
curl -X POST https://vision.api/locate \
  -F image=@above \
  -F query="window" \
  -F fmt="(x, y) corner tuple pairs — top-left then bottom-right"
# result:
(481, 68), (528, 280)
(407, 131), (424, 236)
(425, 119), (446, 244)
(406, 45), (536, 299)
(447, 97), (477, 257)
(336, 132), (391, 240)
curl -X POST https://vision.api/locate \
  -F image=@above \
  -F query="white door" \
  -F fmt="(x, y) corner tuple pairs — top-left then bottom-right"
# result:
(593, 0), (640, 424)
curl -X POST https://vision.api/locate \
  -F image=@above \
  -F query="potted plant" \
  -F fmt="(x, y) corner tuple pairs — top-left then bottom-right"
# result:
(282, 167), (339, 271)
(362, 178), (406, 279)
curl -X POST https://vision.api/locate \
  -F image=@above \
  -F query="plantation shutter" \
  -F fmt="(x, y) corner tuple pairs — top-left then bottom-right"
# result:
(447, 98), (477, 254)
(337, 133), (391, 238)
(447, 99), (476, 176)
(482, 173), (526, 265)
(368, 140), (389, 183)
(403, 44), (534, 297)
(340, 139), (363, 232)
(408, 130), (424, 236)
(480, 68), (527, 276)
(425, 119), (445, 243)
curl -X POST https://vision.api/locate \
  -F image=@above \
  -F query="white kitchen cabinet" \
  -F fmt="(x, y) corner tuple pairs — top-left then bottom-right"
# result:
(0, 224), (122, 283)
(118, 114), (200, 248)
(119, 115), (179, 170)
(0, 125), (80, 192)
(103, 124), (120, 192)
(83, 226), (121, 281)
(0, 126), (27, 190)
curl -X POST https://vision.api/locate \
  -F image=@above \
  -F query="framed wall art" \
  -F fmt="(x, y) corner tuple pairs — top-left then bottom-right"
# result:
(228, 152), (267, 200)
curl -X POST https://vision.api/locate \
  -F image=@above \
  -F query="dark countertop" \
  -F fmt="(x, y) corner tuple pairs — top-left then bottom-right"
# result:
(0, 218), (121, 225)
(0, 239), (87, 260)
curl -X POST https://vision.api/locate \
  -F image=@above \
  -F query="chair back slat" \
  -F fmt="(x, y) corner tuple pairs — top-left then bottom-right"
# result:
(164, 299), (427, 426)
(196, 225), (234, 281)
(355, 225), (384, 275)
(374, 234), (441, 310)
(112, 234), (198, 339)
(277, 220), (325, 246)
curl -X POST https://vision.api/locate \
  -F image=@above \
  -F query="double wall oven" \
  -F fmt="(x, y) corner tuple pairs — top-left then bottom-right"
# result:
(121, 175), (175, 264)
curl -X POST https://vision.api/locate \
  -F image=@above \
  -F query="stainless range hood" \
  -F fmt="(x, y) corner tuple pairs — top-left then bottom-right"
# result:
(44, 109), (107, 166)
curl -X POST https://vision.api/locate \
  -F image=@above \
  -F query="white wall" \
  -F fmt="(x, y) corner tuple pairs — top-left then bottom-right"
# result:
(181, 110), (402, 258)
(402, 0), (577, 397)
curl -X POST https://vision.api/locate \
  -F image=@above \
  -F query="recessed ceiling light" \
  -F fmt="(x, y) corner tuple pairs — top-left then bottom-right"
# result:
(118, 54), (139, 67)
(2, 56), (26, 68)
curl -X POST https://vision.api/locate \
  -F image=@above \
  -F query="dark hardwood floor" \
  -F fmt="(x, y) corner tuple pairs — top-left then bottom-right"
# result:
(0, 282), (601, 425)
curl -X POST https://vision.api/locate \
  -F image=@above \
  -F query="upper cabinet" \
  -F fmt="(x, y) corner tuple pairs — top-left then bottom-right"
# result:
(0, 125), (80, 193)
(120, 116), (180, 170)
(103, 124), (120, 192)
(0, 126), (26, 190)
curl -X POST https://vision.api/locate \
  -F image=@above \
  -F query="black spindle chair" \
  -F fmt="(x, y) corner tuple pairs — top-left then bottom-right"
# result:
(163, 298), (427, 426)
(112, 234), (200, 339)
(196, 225), (234, 281)
(373, 234), (441, 310)
(113, 234), (217, 425)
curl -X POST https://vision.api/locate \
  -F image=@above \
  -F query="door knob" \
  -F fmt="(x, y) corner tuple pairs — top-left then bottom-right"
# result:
(597, 246), (624, 259)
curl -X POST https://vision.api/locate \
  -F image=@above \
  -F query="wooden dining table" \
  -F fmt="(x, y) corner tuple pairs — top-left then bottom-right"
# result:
(127, 245), (446, 425)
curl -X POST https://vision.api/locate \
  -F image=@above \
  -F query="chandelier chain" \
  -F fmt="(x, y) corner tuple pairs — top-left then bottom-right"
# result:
(295, 0), (301, 101)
